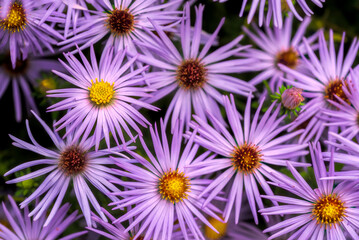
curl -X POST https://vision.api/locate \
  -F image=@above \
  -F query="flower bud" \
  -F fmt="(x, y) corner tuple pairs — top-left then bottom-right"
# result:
(281, 87), (304, 110)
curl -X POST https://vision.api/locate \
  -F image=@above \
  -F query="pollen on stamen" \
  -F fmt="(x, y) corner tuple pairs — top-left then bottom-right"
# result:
(0, 2), (27, 33)
(158, 169), (191, 204)
(106, 8), (134, 36)
(324, 78), (349, 105)
(312, 194), (346, 227)
(59, 146), (87, 176)
(176, 59), (208, 90)
(231, 143), (262, 174)
(88, 78), (115, 106)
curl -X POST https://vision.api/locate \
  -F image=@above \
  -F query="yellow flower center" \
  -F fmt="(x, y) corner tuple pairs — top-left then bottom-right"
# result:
(231, 143), (262, 174)
(0, 2), (27, 32)
(88, 79), (115, 106)
(276, 47), (299, 69)
(324, 79), (349, 105)
(159, 170), (190, 203)
(312, 194), (346, 227)
(204, 217), (228, 240)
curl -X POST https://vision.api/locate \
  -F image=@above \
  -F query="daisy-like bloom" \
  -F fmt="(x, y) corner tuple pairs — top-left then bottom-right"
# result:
(238, 0), (325, 28)
(187, 94), (308, 224)
(4, 111), (133, 227)
(59, 0), (181, 54)
(136, 3), (256, 130)
(0, 0), (62, 68)
(322, 67), (359, 140)
(281, 30), (359, 143)
(0, 54), (62, 122)
(0, 195), (87, 240)
(110, 121), (223, 240)
(242, 13), (315, 92)
(260, 142), (359, 240)
(47, 46), (157, 150)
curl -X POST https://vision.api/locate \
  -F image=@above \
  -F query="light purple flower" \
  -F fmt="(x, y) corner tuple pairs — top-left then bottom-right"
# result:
(0, 195), (87, 240)
(4, 111), (133, 227)
(187, 94), (308, 224)
(58, 0), (181, 54)
(136, 3), (256, 130)
(47, 46), (158, 150)
(242, 13), (314, 92)
(281, 30), (359, 143)
(322, 67), (359, 140)
(238, 0), (325, 28)
(260, 142), (359, 240)
(0, 0), (63, 68)
(110, 121), (223, 240)
(0, 54), (62, 122)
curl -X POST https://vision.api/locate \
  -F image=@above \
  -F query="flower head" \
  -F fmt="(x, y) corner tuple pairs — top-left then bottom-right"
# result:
(136, 3), (255, 130)
(242, 14), (313, 92)
(59, 0), (181, 54)
(260, 142), (359, 239)
(188, 94), (308, 224)
(0, 0), (62, 68)
(47, 46), (158, 150)
(281, 30), (359, 143)
(0, 195), (87, 240)
(4, 111), (133, 227)
(110, 120), (223, 240)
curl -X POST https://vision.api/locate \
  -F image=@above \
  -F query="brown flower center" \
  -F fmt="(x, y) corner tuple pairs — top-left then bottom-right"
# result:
(276, 47), (299, 69)
(231, 143), (262, 173)
(2, 57), (28, 74)
(0, 2), (27, 33)
(59, 146), (87, 175)
(313, 194), (346, 226)
(107, 8), (134, 35)
(324, 79), (349, 105)
(176, 59), (207, 90)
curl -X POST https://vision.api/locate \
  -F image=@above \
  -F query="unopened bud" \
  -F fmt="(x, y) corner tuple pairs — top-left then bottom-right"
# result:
(281, 87), (304, 110)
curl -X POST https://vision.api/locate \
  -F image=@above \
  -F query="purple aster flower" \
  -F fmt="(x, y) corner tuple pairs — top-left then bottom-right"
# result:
(0, 53), (62, 122)
(59, 0), (181, 54)
(4, 111), (133, 227)
(187, 94), (308, 224)
(47, 46), (158, 150)
(0, 0), (63, 68)
(135, 3), (256, 130)
(322, 67), (359, 140)
(0, 195), (87, 240)
(281, 30), (359, 143)
(242, 13), (315, 92)
(238, 0), (325, 28)
(260, 142), (359, 239)
(110, 120), (223, 240)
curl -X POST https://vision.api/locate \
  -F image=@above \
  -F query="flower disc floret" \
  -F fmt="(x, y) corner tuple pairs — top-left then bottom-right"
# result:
(59, 146), (87, 175)
(159, 170), (190, 203)
(324, 79), (349, 104)
(276, 47), (298, 69)
(313, 194), (346, 226)
(177, 59), (207, 90)
(204, 217), (227, 240)
(107, 8), (134, 36)
(231, 143), (262, 173)
(88, 79), (115, 106)
(0, 2), (27, 32)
